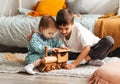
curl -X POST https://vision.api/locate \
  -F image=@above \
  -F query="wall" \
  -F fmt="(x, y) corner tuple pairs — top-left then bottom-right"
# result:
(20, 0), (38, 9)
(0, 0), (38, 16)
(0, 0), (19, 16)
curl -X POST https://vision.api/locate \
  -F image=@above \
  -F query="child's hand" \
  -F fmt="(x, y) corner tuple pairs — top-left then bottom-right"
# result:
(64, 63), (76, 70)
(50, 48), (59, 52)
(60, 45), (70, 50)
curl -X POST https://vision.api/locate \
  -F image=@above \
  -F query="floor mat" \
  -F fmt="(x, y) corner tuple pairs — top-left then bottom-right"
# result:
(0, 53), (120, 78)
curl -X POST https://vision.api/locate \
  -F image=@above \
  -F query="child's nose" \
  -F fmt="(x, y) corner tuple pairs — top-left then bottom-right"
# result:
(62, 30), (66, 33)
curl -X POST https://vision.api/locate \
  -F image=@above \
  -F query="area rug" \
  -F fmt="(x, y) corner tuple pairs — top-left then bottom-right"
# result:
(0, 53), (120, 78)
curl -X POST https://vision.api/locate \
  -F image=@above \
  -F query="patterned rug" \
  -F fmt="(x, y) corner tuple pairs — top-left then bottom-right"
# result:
(0, 53), (120, 78)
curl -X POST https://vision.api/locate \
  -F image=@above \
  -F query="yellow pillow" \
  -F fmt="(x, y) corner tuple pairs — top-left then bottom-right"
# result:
(35, 0), (66, 16)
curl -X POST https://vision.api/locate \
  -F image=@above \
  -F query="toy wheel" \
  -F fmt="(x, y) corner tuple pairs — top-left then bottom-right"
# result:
(62, 63), (66, 68)
(56, 64), (61, 69)
(51, 65), (56, 70)
(45, 66), (51, 72)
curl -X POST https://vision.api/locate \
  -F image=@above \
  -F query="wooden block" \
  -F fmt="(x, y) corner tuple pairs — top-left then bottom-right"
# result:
(57, 53), (68, 63)
(55, 48), (70, 53)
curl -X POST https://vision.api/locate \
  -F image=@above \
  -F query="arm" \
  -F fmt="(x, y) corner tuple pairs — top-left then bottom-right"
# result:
(52, 37), (65, 48)
(65, 45), (91, 69)
(28, 33), (46, 54)
(27, 28), (35, 41)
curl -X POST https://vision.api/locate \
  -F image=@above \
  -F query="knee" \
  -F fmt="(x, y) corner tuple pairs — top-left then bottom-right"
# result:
(104, 36), (114, 46)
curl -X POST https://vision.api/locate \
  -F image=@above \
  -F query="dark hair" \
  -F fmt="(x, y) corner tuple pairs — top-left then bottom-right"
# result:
(56, 9), (74, 28)
(39, 16), (56, 30)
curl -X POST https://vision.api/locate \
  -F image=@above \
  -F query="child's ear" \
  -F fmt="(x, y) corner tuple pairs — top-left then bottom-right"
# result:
(39, 26), (43, 32)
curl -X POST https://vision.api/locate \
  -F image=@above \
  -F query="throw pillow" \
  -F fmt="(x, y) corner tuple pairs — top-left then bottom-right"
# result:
(35, 0), (66, 16)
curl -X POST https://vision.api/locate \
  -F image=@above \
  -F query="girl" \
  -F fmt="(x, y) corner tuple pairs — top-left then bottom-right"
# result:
(25, 16), (66, 74)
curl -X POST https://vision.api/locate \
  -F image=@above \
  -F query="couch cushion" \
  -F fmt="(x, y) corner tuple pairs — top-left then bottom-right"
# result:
(67, 0), (119, 14)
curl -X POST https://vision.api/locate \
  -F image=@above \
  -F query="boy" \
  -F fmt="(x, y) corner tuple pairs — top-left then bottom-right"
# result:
(56, 9), (114, 69)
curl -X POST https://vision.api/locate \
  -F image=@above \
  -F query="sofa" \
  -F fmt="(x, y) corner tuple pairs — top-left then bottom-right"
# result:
(0, 0), (120, 52)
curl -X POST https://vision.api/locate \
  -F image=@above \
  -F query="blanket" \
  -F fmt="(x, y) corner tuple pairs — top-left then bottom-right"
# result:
(0, 53), (120, 78)
(94, 15), (120, 50)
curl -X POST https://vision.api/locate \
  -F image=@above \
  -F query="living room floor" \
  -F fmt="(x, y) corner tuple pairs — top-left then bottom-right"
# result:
(0, 46), (88, 84)
(0, 73), (88, 84)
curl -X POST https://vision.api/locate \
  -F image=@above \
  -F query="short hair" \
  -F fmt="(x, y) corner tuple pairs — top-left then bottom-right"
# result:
(39, 16), (56, 30)
(56, 9), (74, 28)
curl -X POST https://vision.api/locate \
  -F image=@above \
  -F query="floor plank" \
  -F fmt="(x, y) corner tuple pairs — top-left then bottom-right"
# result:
(0, 73), (88, 84)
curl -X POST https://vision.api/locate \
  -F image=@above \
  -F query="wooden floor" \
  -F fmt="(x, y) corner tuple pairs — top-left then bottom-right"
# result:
(0, 73), (88, 84)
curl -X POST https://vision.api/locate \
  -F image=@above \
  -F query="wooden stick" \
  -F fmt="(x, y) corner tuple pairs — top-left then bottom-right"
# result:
(45, 46), (48, 57)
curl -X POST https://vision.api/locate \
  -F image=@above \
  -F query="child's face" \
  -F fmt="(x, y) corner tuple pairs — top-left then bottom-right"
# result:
(58, 24), (72, 38)
(41, 27), (56, 39)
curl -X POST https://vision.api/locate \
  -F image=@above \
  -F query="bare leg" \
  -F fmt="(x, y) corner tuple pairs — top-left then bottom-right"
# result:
(33, 59), (41, 67)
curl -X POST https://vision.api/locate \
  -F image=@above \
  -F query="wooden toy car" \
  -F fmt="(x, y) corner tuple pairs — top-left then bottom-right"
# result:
(38, 46), (70, 72)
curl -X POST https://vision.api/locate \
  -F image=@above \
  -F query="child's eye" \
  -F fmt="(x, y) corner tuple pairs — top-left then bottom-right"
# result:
(59, 28), (63, 30)
(65, 28), (69, 30)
